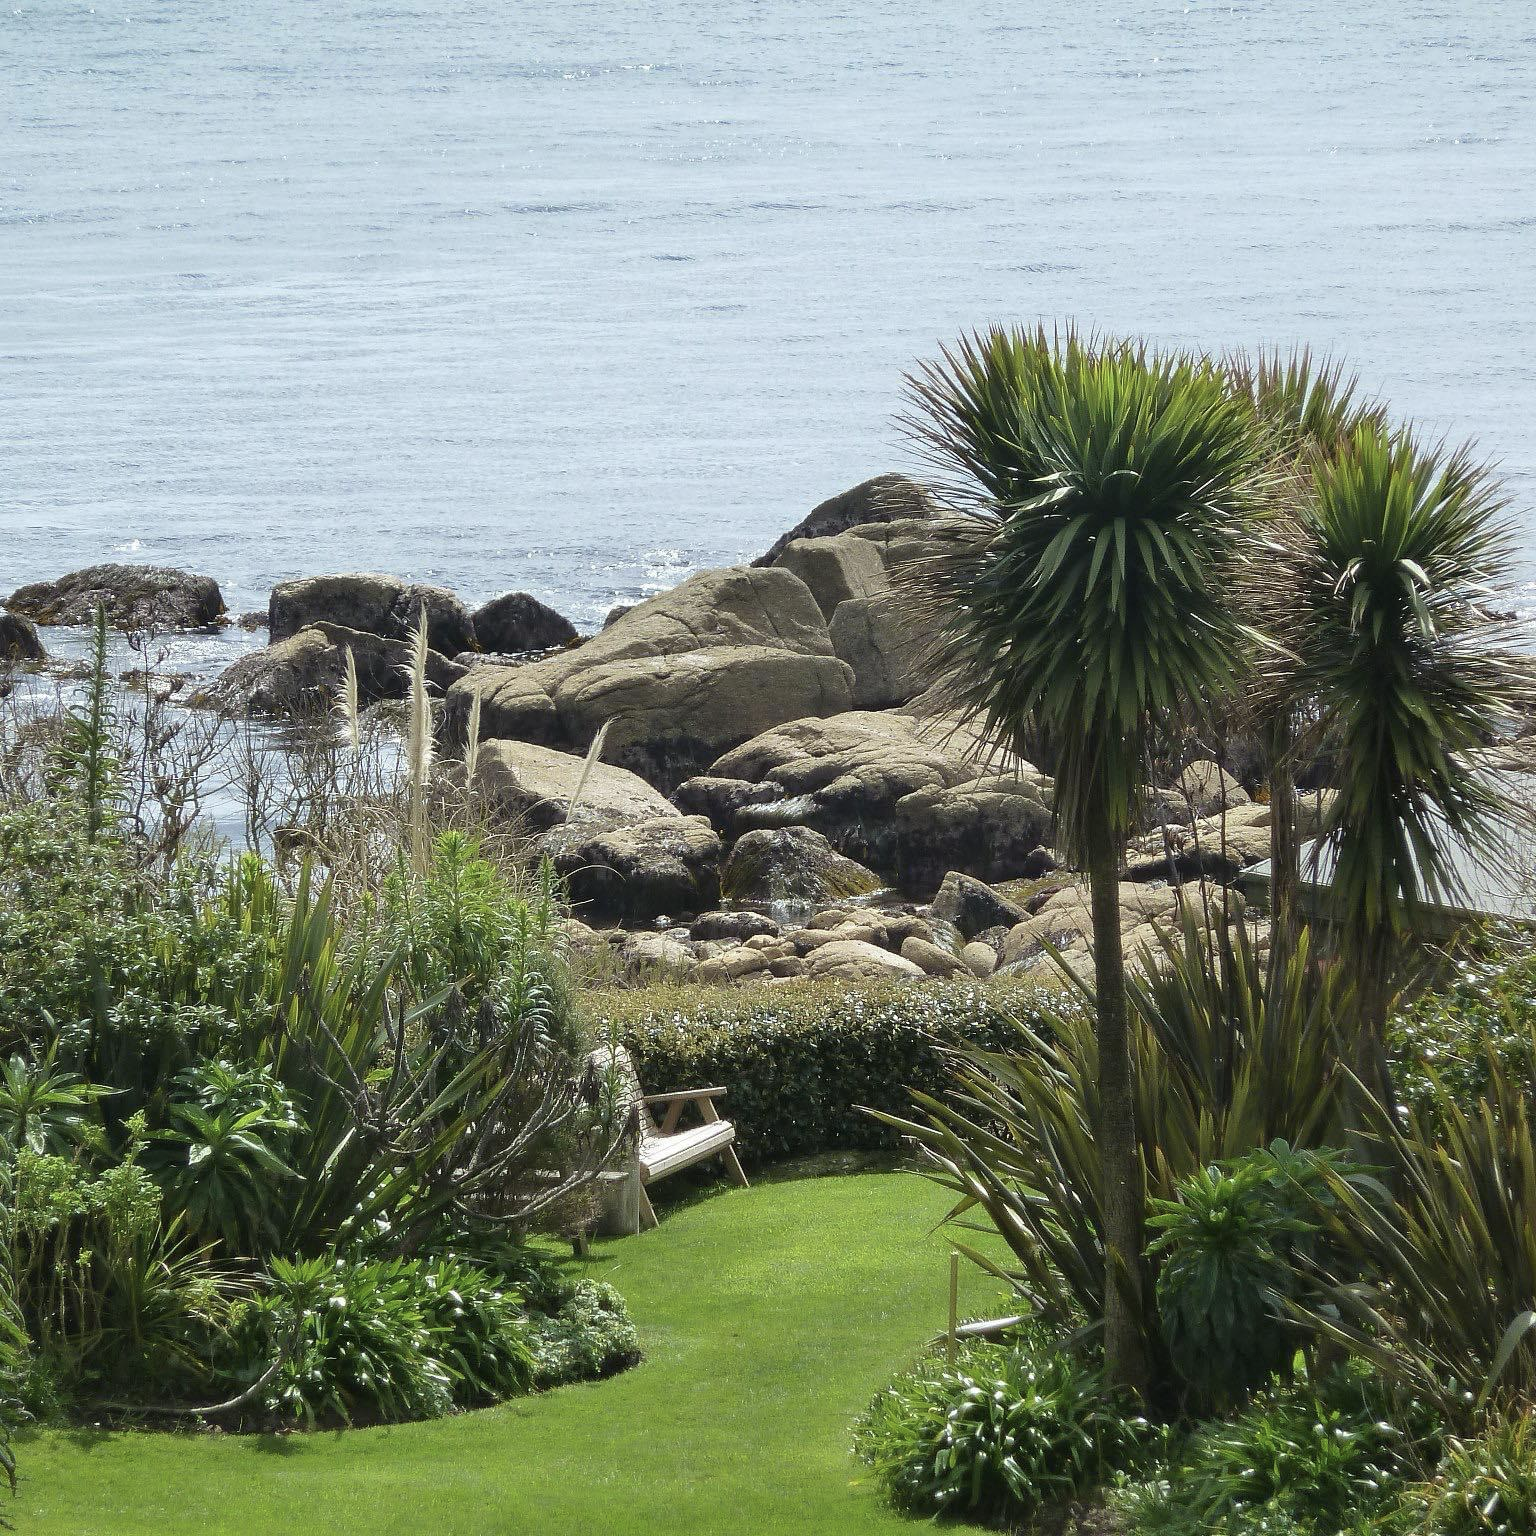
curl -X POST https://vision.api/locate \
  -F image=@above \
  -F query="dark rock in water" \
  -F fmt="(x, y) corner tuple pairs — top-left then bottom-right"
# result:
(0, 609), (45, 663)
(268, 574), (476, 657)
(721, 826), (883, 907)
(6, 564), (225, 631)
(603, 604), (634, 629)
(471, 591), (578, 654)
(753, 474), (936, 568)
(689, 909), (780, 942)
(541, 814), (722, 924)
(195, 622), (464, 717)
(671, 774), (784, 828)
(928, 871), (1029, 940)
(237, 611), (269, 631)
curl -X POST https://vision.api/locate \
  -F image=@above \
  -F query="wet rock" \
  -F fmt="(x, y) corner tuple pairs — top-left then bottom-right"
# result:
(671, 774), (785, 828)
(893, 774), (1054, 894)
(928, 871), (1030, 940)
(753, 473), (937, 568)
(471, 591), (578, 654)
(542, 815), (722, 925)
(720, 826), (884, 907)
(197, 622), (464, 717)
(0, 610), (44, 663)
(269, 574), (476, 657)
(689, 910), (781, 942)
(7, 564), (225, 632)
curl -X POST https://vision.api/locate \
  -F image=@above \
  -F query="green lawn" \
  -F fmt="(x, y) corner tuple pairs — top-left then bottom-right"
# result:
(13, 1172), (1007, 1535)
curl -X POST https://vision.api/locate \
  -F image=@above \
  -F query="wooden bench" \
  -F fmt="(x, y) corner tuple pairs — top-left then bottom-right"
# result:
(589, 1045), (748, 1235)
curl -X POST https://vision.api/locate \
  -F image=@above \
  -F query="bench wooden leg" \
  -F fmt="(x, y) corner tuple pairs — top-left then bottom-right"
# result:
(637, 1180), (659, 1232)
(723, 1145), (750, 1188)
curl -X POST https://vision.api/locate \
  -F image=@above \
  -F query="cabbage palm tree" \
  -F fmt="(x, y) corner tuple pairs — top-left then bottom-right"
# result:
(1295, 423), (1524, 1113)
(903, 328), (1263, 1391)
(1223, 350), (1384, 978)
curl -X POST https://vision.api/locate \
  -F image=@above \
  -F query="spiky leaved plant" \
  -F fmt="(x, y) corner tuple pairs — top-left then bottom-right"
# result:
(1294, 422), (1525, 1116)
(1223, 349), (1385, 980)
(48, 604), (120, 841)
(901, 327), (1265, 1392)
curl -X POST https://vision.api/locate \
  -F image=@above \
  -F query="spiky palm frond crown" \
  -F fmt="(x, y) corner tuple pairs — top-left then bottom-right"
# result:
(1221, 349), (1387, 732)
(1296, 422), (1523, 947)
(902, 328), (1265, 861)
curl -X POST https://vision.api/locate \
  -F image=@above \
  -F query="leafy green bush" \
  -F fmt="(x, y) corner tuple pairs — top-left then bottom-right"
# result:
(231, 1253), (540, 1426)
(1175, 1366), (1437, 1531)
(1391, 947), (1536, 1121)
(1149, 1143), (1361, 1410)
(598, 977), (1049, 1163)
(526, 1279), (640, 1388)
(153, 1061), (299, 1255)
(853, 1333), (1151, 1524)
(885, 919), (1346, 1390)
(1408, 1412), (1536, 1535)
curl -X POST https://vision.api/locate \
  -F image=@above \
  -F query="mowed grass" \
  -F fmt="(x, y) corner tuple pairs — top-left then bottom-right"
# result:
(13, 1172), (1007, 1536)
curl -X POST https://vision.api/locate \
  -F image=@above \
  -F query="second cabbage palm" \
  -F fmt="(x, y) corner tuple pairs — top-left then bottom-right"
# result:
(903, 328), (1263, 1391)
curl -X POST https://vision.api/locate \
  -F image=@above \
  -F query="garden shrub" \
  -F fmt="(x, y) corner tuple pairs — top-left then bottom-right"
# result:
(526, 1279), (640, 1388)
(1149, 1142), (1361, 1410)
(1406, 1411), (1536, 1535)
(596, 977), (1055, 1164)
(230, 1255), (530, 1426)
(853, 1332), (1151, 1524)
(1174, 1364), (1439, 1532)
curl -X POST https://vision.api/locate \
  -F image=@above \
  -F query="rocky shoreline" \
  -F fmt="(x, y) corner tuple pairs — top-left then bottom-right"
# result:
(2, 473), (1301, 986)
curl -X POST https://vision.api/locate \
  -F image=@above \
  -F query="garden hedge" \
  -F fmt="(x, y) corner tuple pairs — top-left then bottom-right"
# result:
(592, 977), (1063, 1165)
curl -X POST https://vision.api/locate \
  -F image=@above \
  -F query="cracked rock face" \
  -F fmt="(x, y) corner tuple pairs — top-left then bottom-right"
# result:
(268, 574), (476, 658)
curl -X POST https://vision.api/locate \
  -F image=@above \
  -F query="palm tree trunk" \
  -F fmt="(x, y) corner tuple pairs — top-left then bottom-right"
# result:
(1085, 818), (1150, 1397)
(1267, 709), (1300, 986)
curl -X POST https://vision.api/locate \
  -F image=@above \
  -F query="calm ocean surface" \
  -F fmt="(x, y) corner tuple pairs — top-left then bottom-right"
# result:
(5, 1), (1535, 629)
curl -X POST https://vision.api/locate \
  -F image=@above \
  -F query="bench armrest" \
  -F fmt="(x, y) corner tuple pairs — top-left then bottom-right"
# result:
(641, 1087), (727, 1106)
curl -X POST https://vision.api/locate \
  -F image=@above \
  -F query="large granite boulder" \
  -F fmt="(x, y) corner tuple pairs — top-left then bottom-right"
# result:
(753, 474), (936, 567)
(829, 590), (934, 709)
(7, 565), (225, 631)
(0, 610), (44, 663)
(1140, 759), (1251, 829)
(472, 740), (677, 831)
(720, 826), (884, 907)
(928, 871), (1030, 940)
(542, 815), (721, 924)
(805, 938), (924, 983)
(197, 622), (465, 717)
(771, 533), (888, 620)
(269, 574), (476, 657)
(1124, 801), (1272, 884)
(471, 592), (578, 654)
(446, 566), (854, 789)
(893, 773), (1054, 894)
(695, 709), (1045, 892)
